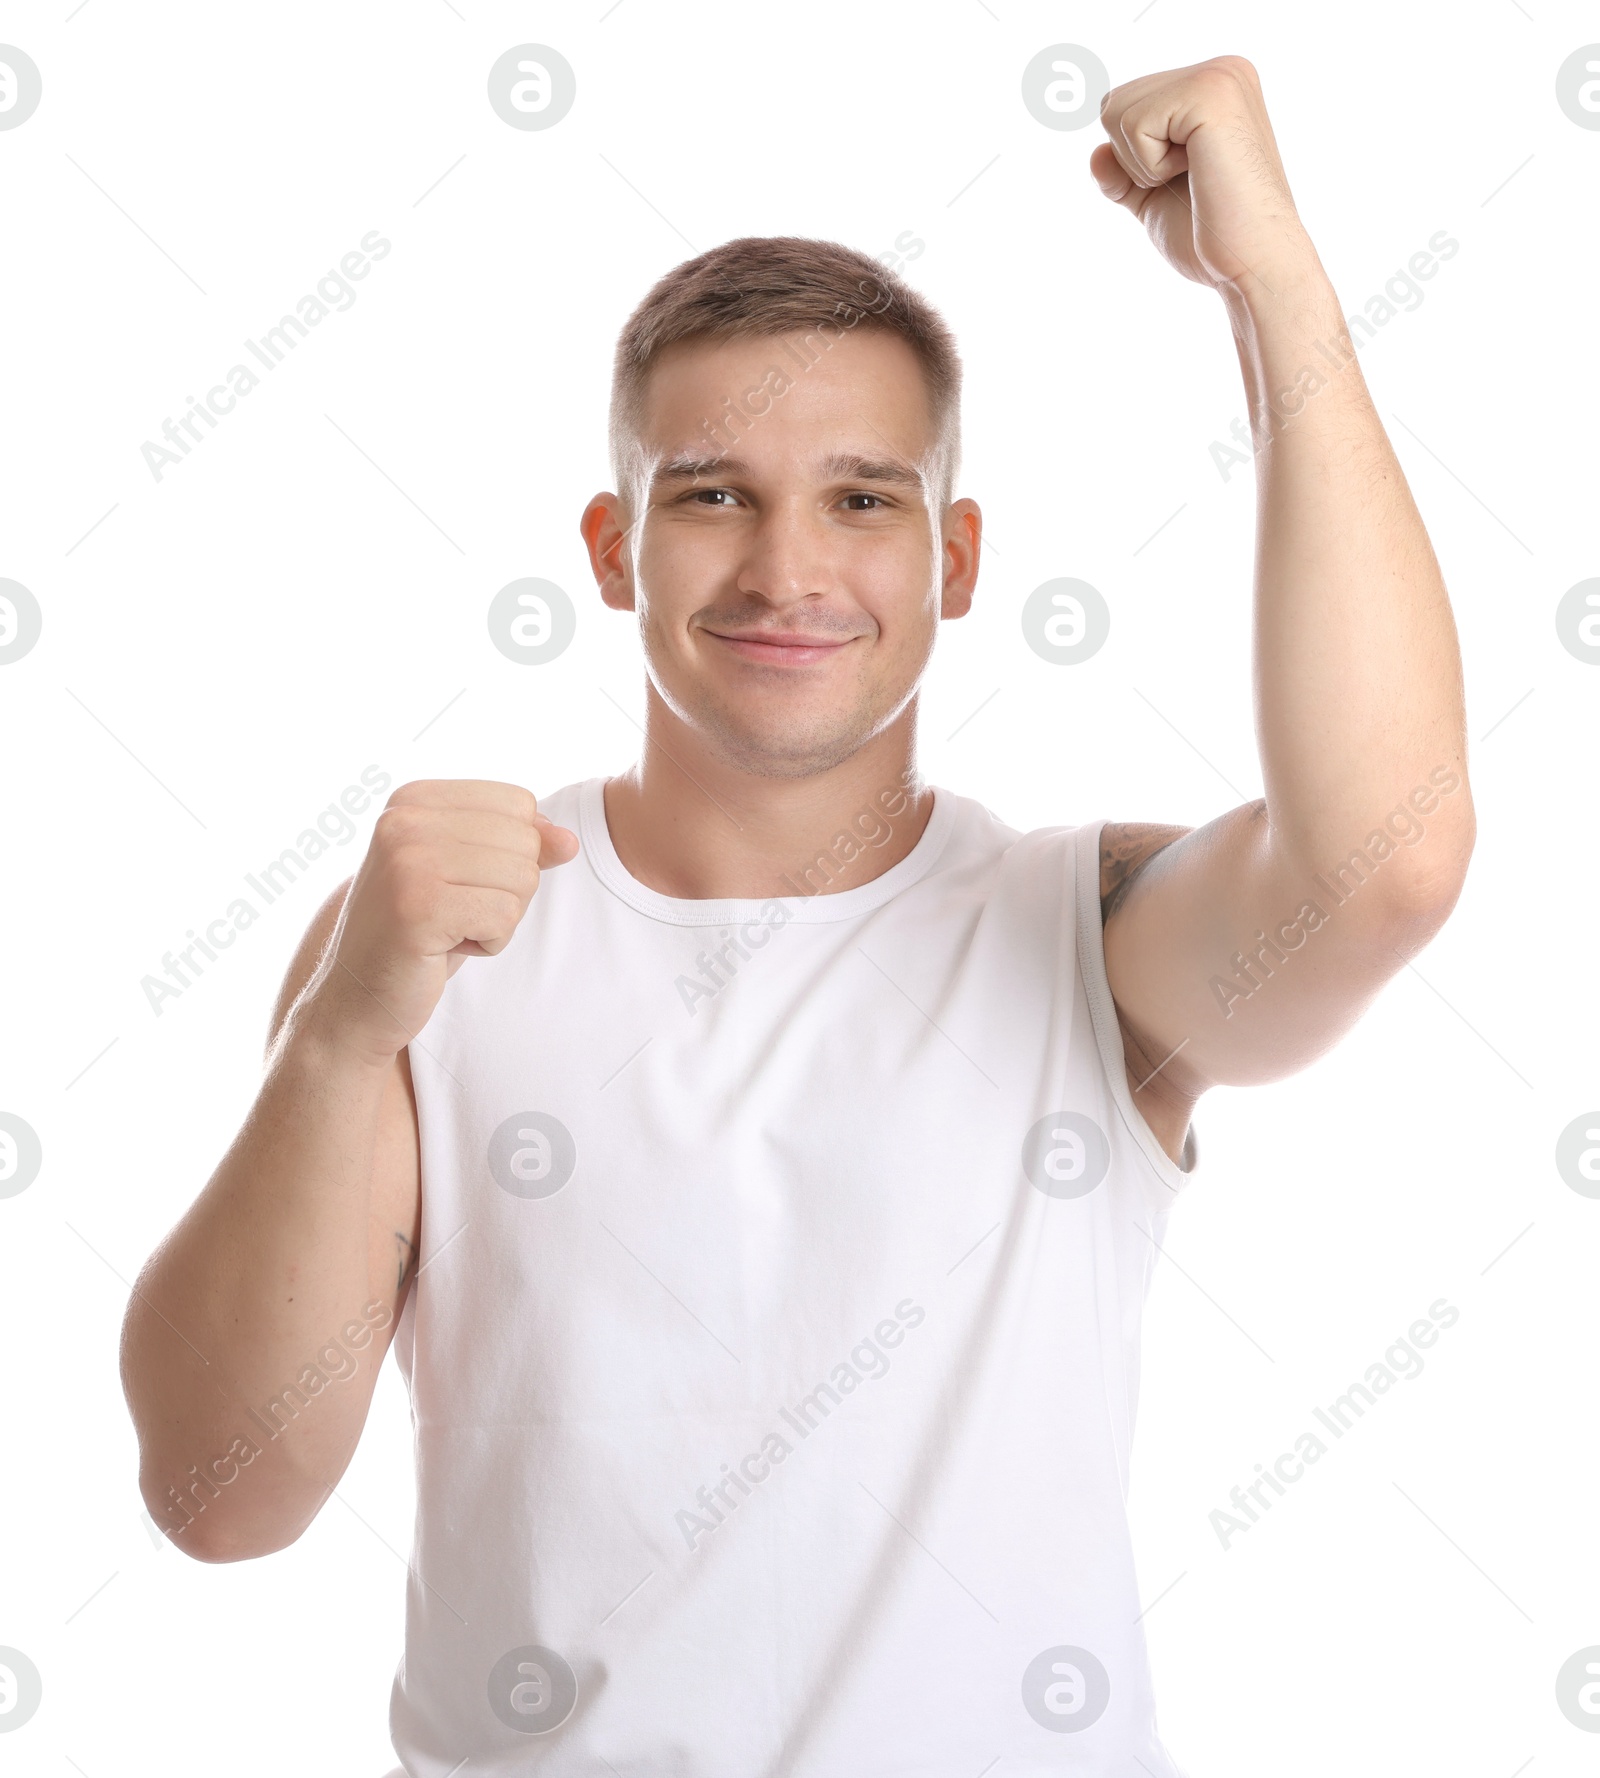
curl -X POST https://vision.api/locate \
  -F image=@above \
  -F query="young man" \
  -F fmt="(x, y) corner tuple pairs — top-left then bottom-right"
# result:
(122, 57), (1472, 1774)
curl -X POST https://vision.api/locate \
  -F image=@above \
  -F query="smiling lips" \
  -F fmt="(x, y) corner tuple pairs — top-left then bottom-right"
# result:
(703, 629), (858, 666)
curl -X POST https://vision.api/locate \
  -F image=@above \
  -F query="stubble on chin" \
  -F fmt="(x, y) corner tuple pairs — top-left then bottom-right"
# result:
(691, 686), (883, 782)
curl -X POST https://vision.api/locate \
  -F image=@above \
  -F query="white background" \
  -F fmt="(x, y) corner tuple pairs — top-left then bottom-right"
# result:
(1, 2), (1595, 1773)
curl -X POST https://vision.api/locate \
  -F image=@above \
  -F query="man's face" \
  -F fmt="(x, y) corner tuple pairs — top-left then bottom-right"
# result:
(582, 327), (981, 779)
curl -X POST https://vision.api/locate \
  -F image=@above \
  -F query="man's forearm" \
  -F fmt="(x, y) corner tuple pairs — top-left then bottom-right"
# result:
(120, 1014), (403, 1560)
(1223, 242), (1474, 906)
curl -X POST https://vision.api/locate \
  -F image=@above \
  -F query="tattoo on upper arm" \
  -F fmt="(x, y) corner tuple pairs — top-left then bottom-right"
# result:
(395, 1231), (418, 1291)
(1099, 822), (1191, 925)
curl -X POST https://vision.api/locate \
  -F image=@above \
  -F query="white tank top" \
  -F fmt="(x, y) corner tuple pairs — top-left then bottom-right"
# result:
(387, 776), (1199, 1775)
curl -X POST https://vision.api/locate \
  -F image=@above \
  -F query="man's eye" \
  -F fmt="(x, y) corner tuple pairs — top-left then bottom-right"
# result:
(678, 489), (888, 510)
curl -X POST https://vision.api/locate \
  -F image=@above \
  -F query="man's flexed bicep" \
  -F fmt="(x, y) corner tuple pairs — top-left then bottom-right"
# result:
(1101, 786), (1472, 1101)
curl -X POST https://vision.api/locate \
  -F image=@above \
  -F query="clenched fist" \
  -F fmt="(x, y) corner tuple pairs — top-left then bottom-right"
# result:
(1090, 56), (1314, 293)
(308, 780), (579, 1063)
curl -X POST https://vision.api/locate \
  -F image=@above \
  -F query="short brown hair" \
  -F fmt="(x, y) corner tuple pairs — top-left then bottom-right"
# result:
(608, 234), (963, 517)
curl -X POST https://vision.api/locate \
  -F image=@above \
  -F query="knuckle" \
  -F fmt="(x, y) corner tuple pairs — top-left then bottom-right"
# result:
(374, 804), (424, 847)
(1211, 53), (1258, 87)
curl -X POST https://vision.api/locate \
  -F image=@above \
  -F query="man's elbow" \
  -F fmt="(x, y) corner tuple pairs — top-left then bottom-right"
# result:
(156, 1512), (304, 1565)
(162, 1520), (256, 1565)
(1369, 796), (1476, 935)
(139, 1472), (308, 1565)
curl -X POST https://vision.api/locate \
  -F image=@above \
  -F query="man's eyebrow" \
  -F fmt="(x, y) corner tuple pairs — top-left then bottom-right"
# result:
(650, 451), (926, 491)
(651, 454), (751, 486)
(819, 451), (926, 490)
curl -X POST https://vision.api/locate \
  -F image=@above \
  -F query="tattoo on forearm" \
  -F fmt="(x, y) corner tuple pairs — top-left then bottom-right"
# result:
(1100, 822), (1191, 924)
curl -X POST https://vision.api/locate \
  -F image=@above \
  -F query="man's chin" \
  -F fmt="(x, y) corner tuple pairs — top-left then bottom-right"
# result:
(700, 715), (874, 782)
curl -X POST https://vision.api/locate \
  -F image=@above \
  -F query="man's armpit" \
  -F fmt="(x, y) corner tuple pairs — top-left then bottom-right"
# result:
(1099, 821), (1192, 925)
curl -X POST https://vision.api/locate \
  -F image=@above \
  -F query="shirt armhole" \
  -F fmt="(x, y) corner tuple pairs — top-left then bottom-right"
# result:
(1073, 818), (1199, 1209)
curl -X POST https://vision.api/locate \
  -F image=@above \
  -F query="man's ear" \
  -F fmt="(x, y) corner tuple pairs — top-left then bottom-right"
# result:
(940, 497), (981, 619)
(580, 492), (636, 612)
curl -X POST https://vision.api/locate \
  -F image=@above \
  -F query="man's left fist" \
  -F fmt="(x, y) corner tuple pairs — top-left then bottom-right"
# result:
(1090, 56), (1314, 293)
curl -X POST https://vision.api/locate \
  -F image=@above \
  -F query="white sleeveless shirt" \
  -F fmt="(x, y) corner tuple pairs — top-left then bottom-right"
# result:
(386, 776), (1198, 1775)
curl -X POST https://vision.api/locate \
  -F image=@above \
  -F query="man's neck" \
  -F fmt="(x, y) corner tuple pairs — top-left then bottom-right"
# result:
(600, 718), (934, 904)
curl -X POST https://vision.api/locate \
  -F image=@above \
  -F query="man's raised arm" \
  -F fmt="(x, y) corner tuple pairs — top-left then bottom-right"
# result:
(1088, 57), (1475, 1103)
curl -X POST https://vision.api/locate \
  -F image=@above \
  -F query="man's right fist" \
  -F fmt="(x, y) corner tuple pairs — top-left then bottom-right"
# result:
(307, 780), (579, 1063)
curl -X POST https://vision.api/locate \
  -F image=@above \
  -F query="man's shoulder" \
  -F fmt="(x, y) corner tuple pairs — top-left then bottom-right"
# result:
(956, 806), (1192, 912)
(957, 808), (1192, 929)
(532, 776), (594, 828)
(1098, 820), (1192, 923)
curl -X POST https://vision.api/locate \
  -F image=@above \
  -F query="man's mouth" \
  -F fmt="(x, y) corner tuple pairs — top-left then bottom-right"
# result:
(701, 628), (859, 666)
